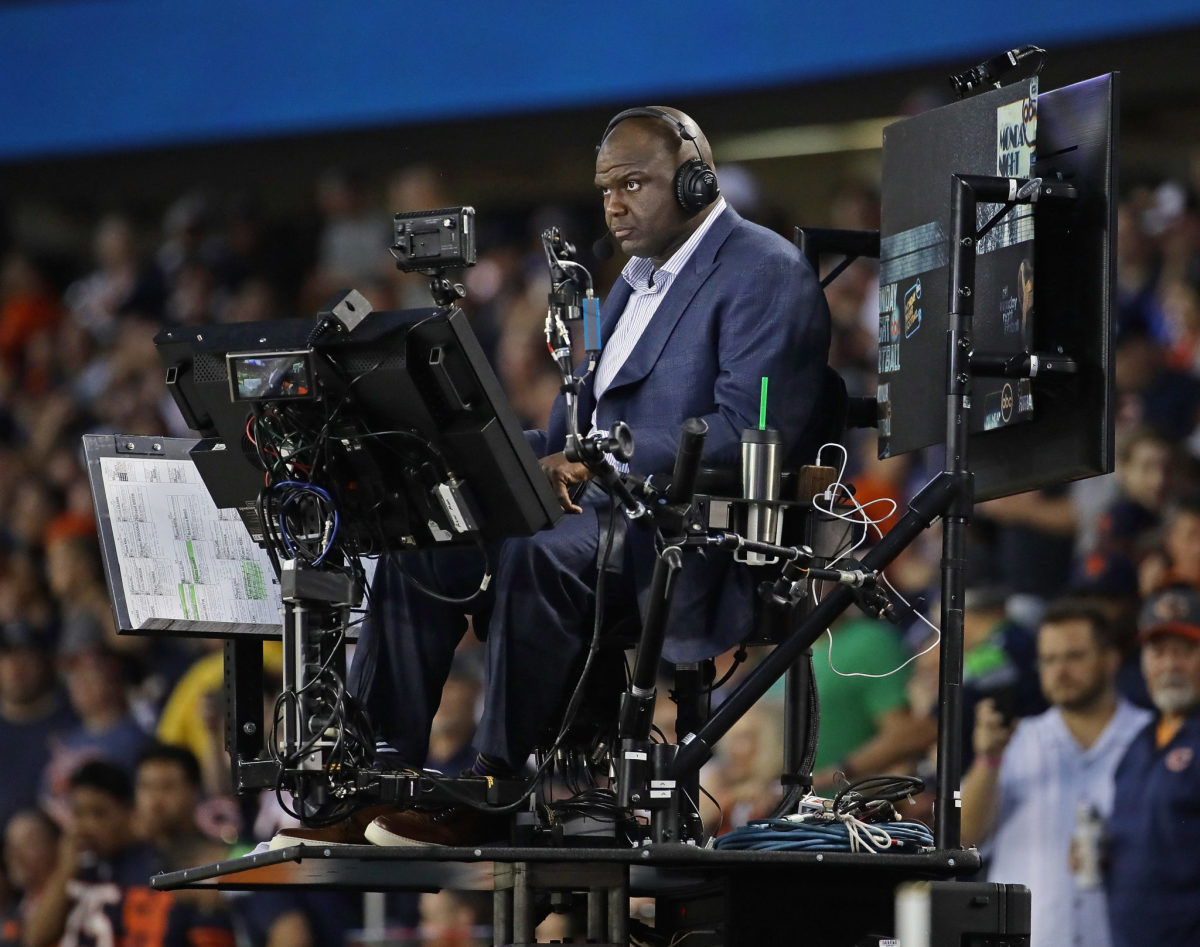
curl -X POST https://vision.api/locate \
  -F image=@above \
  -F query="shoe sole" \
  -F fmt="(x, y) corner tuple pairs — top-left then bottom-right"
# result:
(267, 834), (365, 852)
(363, 820), (445, 847)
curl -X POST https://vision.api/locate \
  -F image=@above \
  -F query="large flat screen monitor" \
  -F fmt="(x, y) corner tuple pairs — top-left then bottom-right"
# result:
(155, 306), (561, 552)
(878, 73), (1117, 499)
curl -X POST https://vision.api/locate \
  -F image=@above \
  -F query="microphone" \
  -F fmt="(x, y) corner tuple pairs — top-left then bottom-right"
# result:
(592, 232), (615, 261)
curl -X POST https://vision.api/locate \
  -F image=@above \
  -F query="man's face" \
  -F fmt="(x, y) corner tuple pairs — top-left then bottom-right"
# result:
(70, 786), (132, 859)
(1037, 618), (1115, 711)
(135, 760), (198, 840)
(4, 812), (58, 890)
(0, 647), (52, 707)
(595, 120), (697, 266)
(1165, 511), (1200, 581)
(1120, 439), (1170, 512)
(1142, 632), (1200, 716)
(64, 651), (123, 718)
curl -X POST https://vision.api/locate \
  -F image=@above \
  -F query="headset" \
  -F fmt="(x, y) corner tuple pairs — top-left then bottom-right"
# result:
(598, 106), (720, 216)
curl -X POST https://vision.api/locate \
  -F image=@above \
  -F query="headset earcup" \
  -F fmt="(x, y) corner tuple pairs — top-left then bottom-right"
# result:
(674, 158), (720, 215)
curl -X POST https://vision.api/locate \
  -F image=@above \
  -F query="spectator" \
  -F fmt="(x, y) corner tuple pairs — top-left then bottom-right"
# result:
(1106, 585), (1200, 946)
(912, 585), (1044, 773)
(1162, 277), (1200, 374)
(0, 619), (78, 835)
(972, 487), (1078, 629)
(41, 648), (150, 821)
(1113, 325), (1200, 444)
(0, 251), (62, 385)
(960, 599), (1150, 947)
(133, 742), (223, 865)
(0, 809), (60, 947)
(24, 759), (235, 947)
(236, 889), (363, 947)
(1089, 425), (1174, 567)
(1068, 552), (1153, 709)
(807, 614), (935, 792)
(426, 655), (484, 778)
(1115, 193), (1168, 342)
(62, 214), (166, 339)
(301, 167), (391, 312)
(701, 701), (783, 836)
(43, 516), (119, 658)
(418, 889), (492, 946)
(1139, 490), (1200, 595)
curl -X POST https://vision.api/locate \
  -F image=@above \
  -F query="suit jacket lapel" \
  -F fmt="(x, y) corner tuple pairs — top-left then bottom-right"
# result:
(604, 207), (738, 394)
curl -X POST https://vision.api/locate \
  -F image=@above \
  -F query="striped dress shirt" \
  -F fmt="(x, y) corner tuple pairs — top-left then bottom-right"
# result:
(592, 196), (729, 405)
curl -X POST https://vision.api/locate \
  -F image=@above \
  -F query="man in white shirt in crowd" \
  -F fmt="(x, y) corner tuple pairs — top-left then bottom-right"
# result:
(960, 598), (1151, 947)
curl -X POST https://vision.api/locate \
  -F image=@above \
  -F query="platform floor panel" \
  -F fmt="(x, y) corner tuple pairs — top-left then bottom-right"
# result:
(151, 842), (980, 892)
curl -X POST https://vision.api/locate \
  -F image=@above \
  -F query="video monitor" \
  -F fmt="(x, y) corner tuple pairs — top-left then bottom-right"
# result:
(878, 73), (1118, 499)
(155, 306), (561, 553)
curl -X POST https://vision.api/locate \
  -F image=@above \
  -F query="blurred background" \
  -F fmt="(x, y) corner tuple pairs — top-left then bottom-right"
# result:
(2, 2), (1200, 942)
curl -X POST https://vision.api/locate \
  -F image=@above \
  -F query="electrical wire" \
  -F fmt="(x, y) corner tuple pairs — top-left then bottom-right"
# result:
(397, 542), (492, 606)
(252, 311), (492, 824)
(808, 441), (942, 680)
(713, 817), (933, 853)
(714, 775), (933, 854)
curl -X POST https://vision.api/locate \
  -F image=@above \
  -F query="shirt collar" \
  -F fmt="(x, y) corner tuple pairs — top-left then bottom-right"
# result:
(621, 196), (728, 291)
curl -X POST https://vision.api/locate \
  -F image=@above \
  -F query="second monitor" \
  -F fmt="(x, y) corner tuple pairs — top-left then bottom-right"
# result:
(155, 305), (562, 556)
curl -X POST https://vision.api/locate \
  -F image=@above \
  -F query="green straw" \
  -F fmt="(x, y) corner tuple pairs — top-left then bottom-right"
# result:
(759, 376), (768, 430)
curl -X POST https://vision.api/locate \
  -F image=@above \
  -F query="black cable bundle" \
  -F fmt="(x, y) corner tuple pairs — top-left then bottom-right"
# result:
(269, 630), (378, 827)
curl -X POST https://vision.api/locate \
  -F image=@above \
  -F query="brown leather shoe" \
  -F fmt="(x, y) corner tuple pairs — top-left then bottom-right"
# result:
(365, 806), (507, 847)
(268, 804), (395, 850)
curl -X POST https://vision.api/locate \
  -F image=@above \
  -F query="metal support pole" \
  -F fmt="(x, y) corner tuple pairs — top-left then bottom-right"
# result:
(587, 889), (606, 942)
(782, 651), (815, 788)
(617, 546), (684, 810)
(671, 661), (709, 838)
(511, 863), (533, 946)
(225, 638), (264, 791)
(608, 872), (629, 945)
(932, 173), (986, 850)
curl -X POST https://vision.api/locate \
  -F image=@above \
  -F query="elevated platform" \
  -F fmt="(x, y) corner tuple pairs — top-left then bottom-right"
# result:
(151, 841), (977, 891)
(153, 843), (983, 946)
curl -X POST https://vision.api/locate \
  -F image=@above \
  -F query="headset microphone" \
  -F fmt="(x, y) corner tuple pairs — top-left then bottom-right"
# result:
(592, 232), (615, 261)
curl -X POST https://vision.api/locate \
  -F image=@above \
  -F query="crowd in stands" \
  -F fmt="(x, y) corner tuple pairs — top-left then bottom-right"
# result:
(0, 146), (1198, 944)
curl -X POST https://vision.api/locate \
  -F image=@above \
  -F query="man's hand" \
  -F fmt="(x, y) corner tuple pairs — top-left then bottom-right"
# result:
(973, 697), (1015, 761)
(540, 452), (592, 514)
(961, 697), (1016, 847)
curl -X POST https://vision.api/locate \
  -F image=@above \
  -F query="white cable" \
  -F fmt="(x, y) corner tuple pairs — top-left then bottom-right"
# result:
(806, 441), (943, 680)
(838, 810), (894, 853)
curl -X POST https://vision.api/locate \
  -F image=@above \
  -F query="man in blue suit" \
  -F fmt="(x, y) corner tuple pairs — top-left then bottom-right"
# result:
(277, 106), (831, 848)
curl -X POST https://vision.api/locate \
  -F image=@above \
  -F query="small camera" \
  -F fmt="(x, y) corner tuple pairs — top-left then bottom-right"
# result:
(390, 207), (477, 273)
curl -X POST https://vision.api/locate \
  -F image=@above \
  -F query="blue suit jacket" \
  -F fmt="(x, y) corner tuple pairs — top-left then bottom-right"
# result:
(534, 206), (831, 660)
